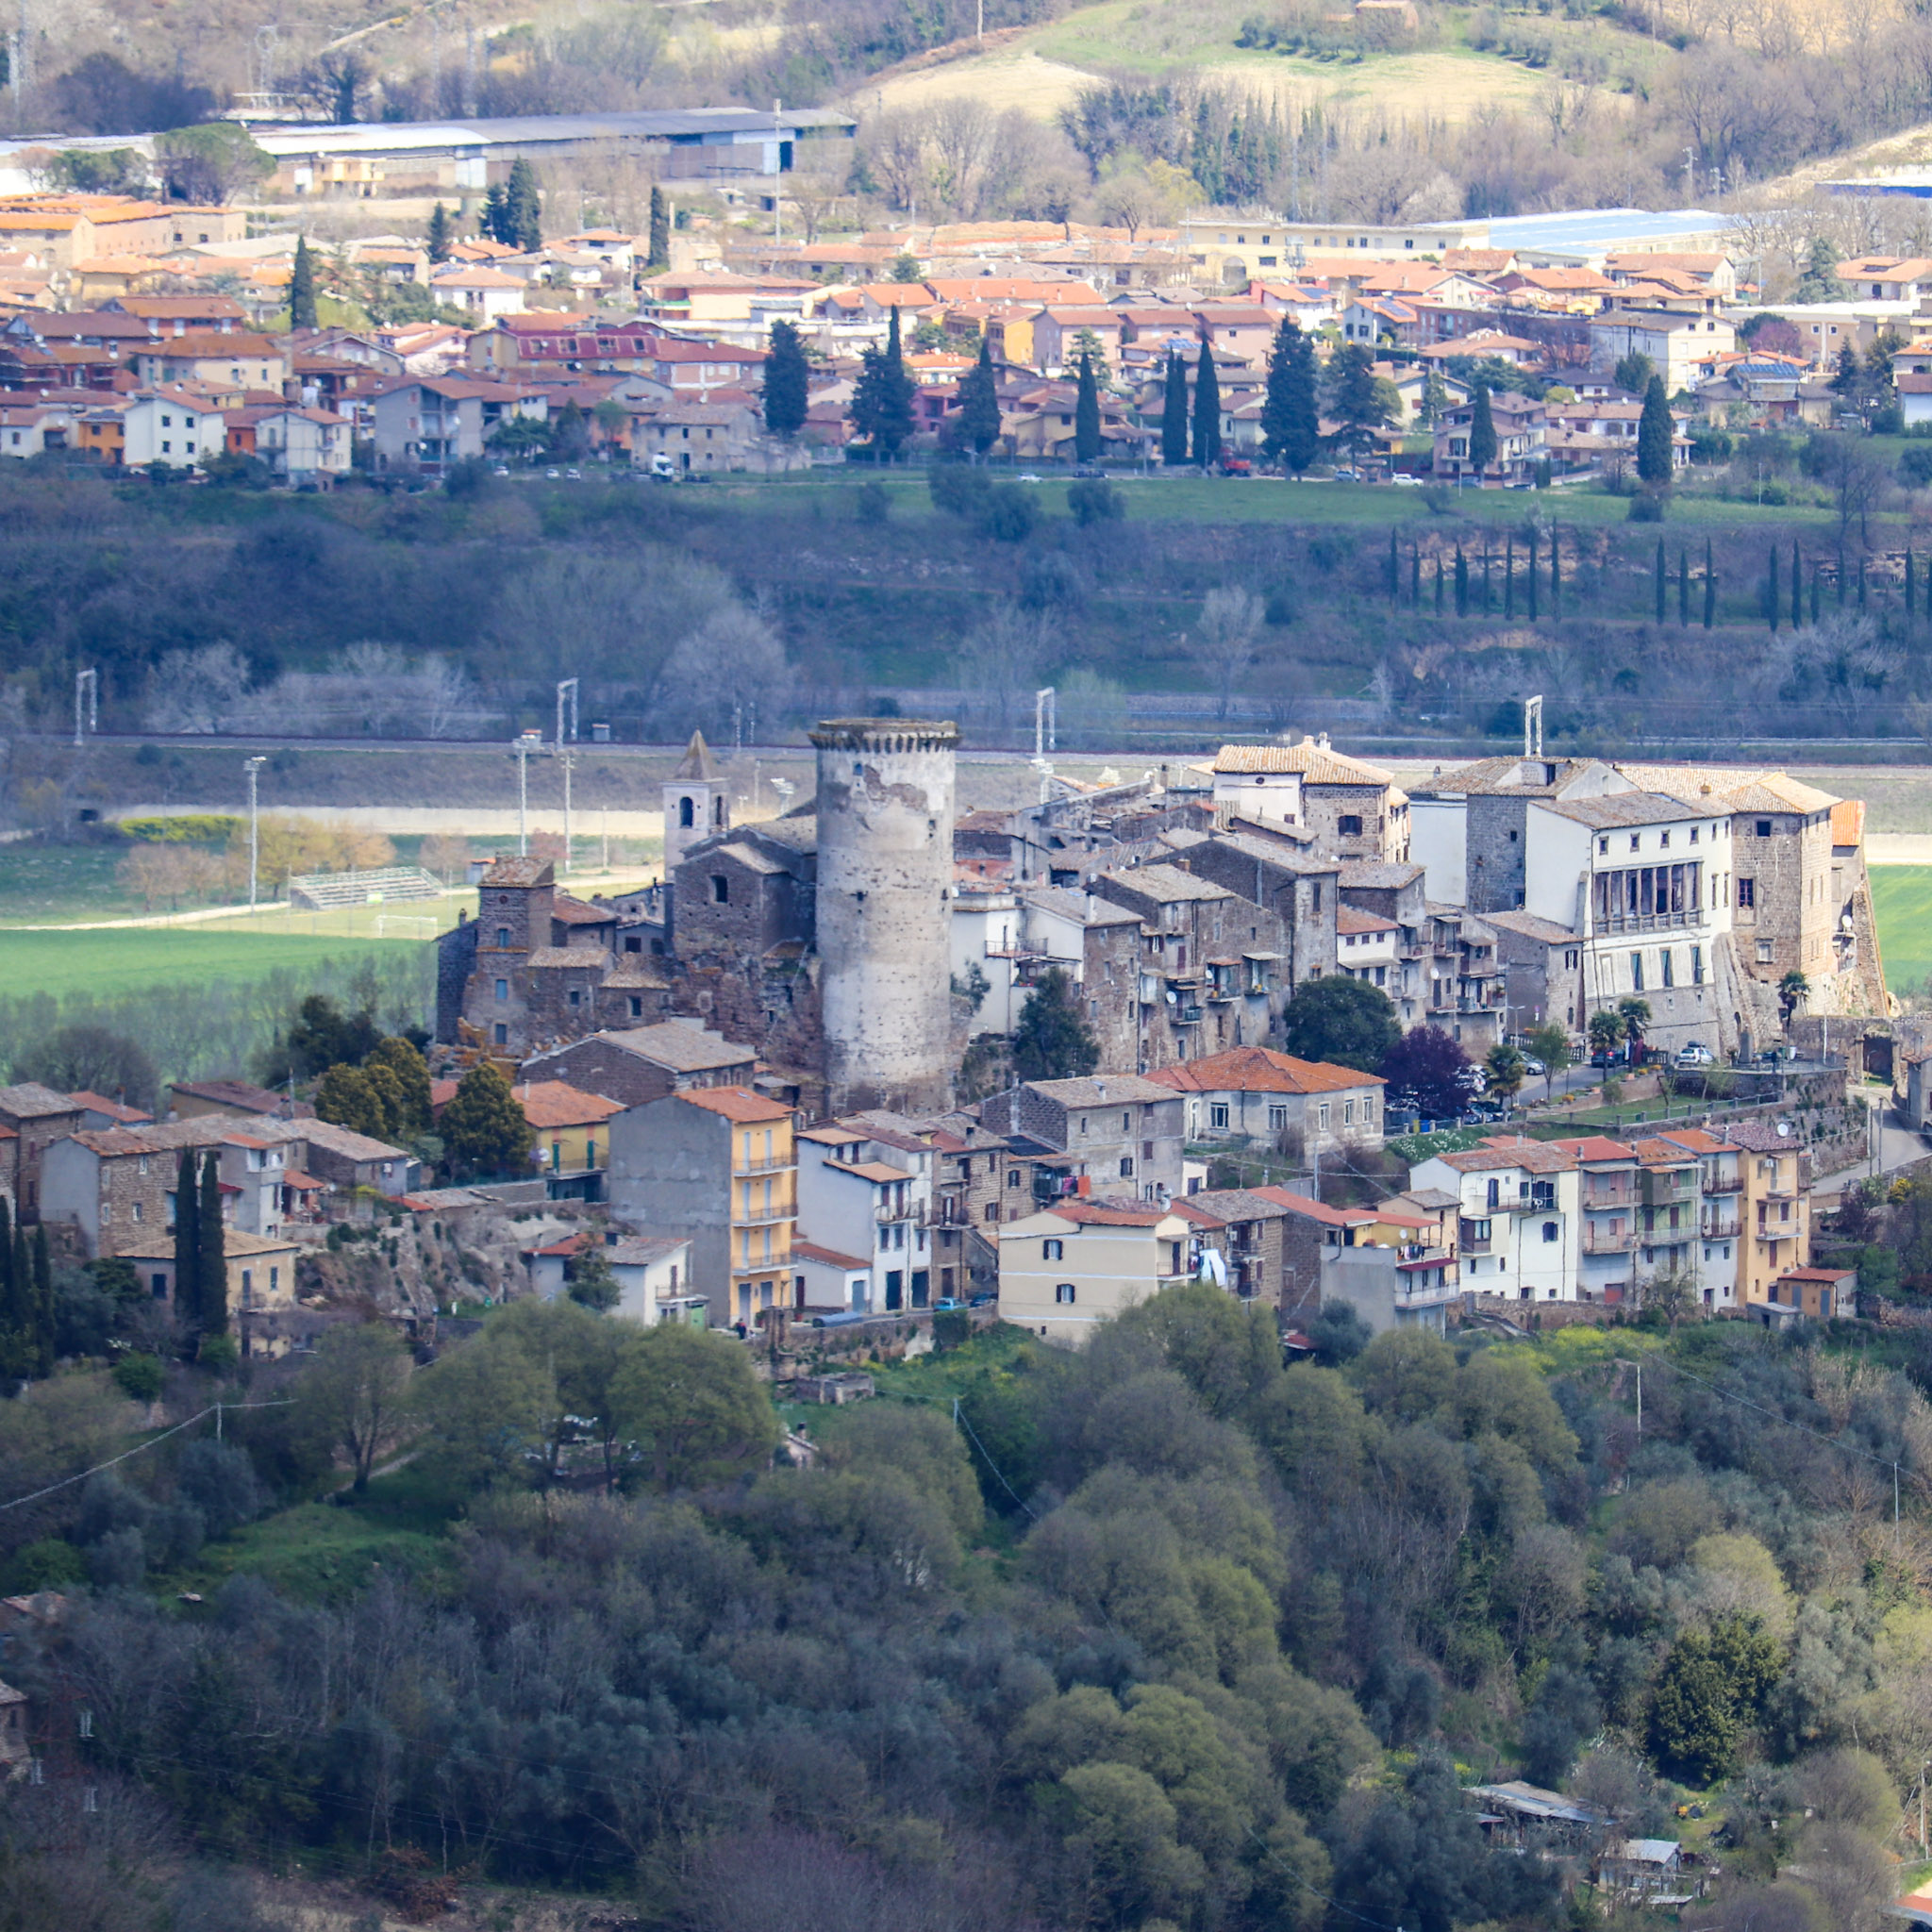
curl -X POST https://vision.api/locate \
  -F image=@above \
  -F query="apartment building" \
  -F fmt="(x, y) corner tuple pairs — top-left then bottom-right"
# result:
(794, 1114), (936, 1314)
(606, 1086), (795, 1329)
(1651, 1125), (1743, 1307)
(1730, 1120), (1807, 1307)
(1411, 1139), (1581, 1302)
(996, 1200), (1193, 1344)
(1148, 1045), (1385, 1156)
(1170, 1188), (1296, 1307)
(979, 1075), (1187, 1205)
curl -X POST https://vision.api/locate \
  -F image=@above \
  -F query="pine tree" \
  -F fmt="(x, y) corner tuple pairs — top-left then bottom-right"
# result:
(1655, 539), (1666, 624)
(1160, 348), (1190, 466)
(1074, 351), (1101, 464)
(174, 1150), (199, 1330)
(481, 182), (508, 245)
(957, 337), (1001, 457)
(762, 319), (809, 439)
(1637, 374), (1674, 487)
(503, 157), (542, 251)
(441, 1062), (535, 1179)
(1454, 544), (1468, 616)
(1328, 342), (1391, 467)
(425, 201), (453, 265)
(1704, 538), (1715, 630)
(1467, 381), (1497, 481)
(1260, 318), (1320, 475)
(290, 235), (318, 330)
(647, 184), (671, 270)
(198, 1152), (226, 1341)
(1011, 966), (1100, 1082)
(1192, 339), (1222, 469)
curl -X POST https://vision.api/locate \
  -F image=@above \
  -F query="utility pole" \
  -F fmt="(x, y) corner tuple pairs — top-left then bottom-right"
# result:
(773, 100), (783, 243)
(555, 676), (578, 749)
(243, 756), (266, 909)
(73, 667), (96, 748)
(512, 736), (532, 856)
(1034, 686), (1057, 758)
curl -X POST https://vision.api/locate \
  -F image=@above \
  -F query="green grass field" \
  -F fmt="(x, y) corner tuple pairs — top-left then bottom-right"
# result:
(0, 926), (422, 1000)
(1873, 865), (1932, 996)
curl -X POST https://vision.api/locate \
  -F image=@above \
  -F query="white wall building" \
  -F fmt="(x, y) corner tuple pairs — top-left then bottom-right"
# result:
(997, 1200), (1192, 1343)
(122, 389), (224, 470)
(794, 1117), (936, 1313)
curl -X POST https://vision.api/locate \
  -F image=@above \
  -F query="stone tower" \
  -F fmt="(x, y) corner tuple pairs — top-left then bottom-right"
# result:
(810, 717), (958, 1114)
(662, 731), (728, 874)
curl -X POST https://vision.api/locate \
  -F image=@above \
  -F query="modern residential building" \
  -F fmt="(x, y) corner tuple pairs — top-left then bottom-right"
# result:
(1408, 1137), (1585, 1303)
(606, 1085), (796, 1329)
(996, 1200), (1193, 1344)
(1651, 1125), (1743, 1307)
(794, 1114), (937, 1313)
(1730, 1119), (1807, 1307)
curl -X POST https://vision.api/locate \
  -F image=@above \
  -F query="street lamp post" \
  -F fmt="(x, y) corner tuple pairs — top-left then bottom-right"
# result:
(243, 756), (267, 909)
(74, 668), (97, 749)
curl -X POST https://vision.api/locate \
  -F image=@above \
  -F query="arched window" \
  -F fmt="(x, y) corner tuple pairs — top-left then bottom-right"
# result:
(678, 796), (694, 828)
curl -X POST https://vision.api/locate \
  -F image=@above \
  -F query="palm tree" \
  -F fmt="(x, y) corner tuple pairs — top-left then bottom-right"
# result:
(1486, 1043), (1525, 1111)
(1778, 970), (1809, 1025)
(1588, 1010), (1625, 1060)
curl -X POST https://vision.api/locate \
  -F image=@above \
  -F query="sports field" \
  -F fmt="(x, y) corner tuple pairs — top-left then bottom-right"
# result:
(0, 926), (420, 1001)
(1871, 866), (1932, 996)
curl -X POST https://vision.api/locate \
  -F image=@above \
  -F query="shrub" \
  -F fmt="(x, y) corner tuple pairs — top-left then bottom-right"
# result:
(115, 814), (241, 843)
(1068, 478), (1124, 525)
(853, 480), (891, 524)
(111, 1354), (165, 1403)
(1627, 494), (1664, 522)
(1900, 445), (1932, 488)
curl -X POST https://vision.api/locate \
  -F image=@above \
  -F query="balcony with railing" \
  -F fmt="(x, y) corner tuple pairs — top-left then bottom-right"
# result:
(1701, 1215), (1741, 1240)
(1506, 1189), (1560, 1215)
(1596, 908), (1705, 935)
(1582, 1224), (1636, 1254)
(1581, 1181), (1637, 1210)
(1702, 1173), (1743, 1194)
(1458, 1218), (1494, 1256)
(1641, 1171), (1698, 1205)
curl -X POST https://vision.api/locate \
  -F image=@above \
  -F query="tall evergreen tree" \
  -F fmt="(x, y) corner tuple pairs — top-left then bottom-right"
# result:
(1527, 527), (1540, 621)
(1505, 535), (1515, 620)
(289, 235), (318, 330)
(1454, 545), (1468, 616)
(1192, 339), (1222, 469)
(1011, 967), (1099, 1082)
(425, 202), (453, 265)
(1637, 374), (1674, 487)
(174, 1150), (200, 1330)
(1074, 351), (1101, 463)
(481, 181), (508, 244)
(1909, 547), (1918, 619)
(30, 1226), (49, 1376)
(1160, 348), (1190, 466)
(1704, 537), (1716, 629)
(198, 1151), (226, 1341)
(1435, 553), (1444, 614)
(1467, 381), (1497, 480)
(957, 337), (1001, 457)
(1551, 525), (1561, 614)
(647, 184), (671, 270)
(1679, 547), (1689, 627)
(1328, 341), (1393, 466)
(1259, 318), (1321, 475)
(1766, 543), (1780, 633)
(1790, 541), (1802, 626)
(761, 319), (809, 439)
(1391, 529), (1402, 607)
(849, 307), (915, 459)
(503, 157), (542, 251)
(1655, 539), (1666, 624)
(6, 1228), (25, 1381)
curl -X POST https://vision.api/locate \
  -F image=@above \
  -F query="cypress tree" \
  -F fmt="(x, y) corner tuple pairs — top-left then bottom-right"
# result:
(1527, 527), (1540, 621)
(1637, 374), (1674, 487)
(1160, 348), (1189, 466)
(1481, 543), (1491, 613)
(1435, 553), (1444, 614)
(289, 235), (318, 330)
(761, 319), (809, 440)
(481, 181), (507, 245)
(425, 201), (452, 265)
(1260, 318), (1321, 475)
(1655, 539), (1666, 625)
(1811, 564), (1821, 625)
(503, 156), (542, 251)
(957, 336), (1001, 457)
(30, 1227), (49, 1376)
(174, 1150), (199, 1330)
(1679, 547), (1689, 627)
(1468, 381), (1496, 481)
(1505, 535), (1515, 620)
(198, 1152), (226, 1341)
(1909, 548), (1918, 619)
(1391, 528), (1401, 604)
(1074, 351), (1101, 464)
(1703, 538), (1715, 629)
(850, 308), (914, 459)
(1790, 542), (1802, 626)
(1192, 339), (1222, 469)
(647, 183), (671, 270)
(1411, 542), (1421, 605)
(1766, 543), (1780, 633)
(1551, 526), (1561, 615)
(1455, 544), (1468, 616)
(6, 1229), (25, 1383)
(1839, 548), (1847, 608)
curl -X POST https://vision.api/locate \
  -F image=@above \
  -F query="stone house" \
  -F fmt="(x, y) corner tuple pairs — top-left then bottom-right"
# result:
(169, 1078), (299, 1122)
(296, 1121), (416, 1197)
(0, 1084), (84, 1222)
(1204, 740), (1410, 864)
(1164, 829), (1341, 998)
(1170, 1187), (1295, 1307)
(1149, 1045), (1386, 1156)
(794, 1114), (937, 1314)
(519, 1022), (757, 1109)
(1249, 1187), (1384, 1320)
(1484, 909), (1586, 1036)
(117, 1226), (301, 1353)
(977, 1074), (1186, 1206)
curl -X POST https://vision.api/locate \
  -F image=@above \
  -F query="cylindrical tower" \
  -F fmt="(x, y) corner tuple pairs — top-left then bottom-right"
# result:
(810, 717), (958, 1115)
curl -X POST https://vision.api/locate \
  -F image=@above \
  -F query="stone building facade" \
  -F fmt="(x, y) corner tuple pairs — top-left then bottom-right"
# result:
(978, 1074), (1187, 1204)
(522, 1023), (758, 1108)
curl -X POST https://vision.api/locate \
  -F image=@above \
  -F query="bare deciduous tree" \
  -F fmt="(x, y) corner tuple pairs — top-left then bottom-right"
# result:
(1191, 587), (1266, 722)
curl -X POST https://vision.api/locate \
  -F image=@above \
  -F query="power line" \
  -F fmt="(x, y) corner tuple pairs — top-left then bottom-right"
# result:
(0, 1401), (291, 1514)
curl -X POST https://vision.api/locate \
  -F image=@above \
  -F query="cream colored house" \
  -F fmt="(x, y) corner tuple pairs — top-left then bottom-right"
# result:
(997, 1200), (1191, 1344)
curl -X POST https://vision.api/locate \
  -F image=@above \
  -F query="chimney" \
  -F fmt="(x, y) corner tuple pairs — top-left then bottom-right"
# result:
(1317, 731), (1330, 750)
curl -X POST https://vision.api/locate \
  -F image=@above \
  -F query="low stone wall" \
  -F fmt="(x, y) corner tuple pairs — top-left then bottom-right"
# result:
(1462, 1294), (1624, 1332)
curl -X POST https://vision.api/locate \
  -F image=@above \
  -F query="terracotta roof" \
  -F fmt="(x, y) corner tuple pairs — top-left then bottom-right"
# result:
(1147, 1046), (1384, 1096)
(1777, 1266), (1856, 1283)
(530, 1022), (753, 1074)
(1435, 1141), (1577, 1175)
(0, 1082), (79, 1119)
(478, 855), (554, 888)
(792, 1240), (871, 1270)
(1561, 1135), (1639, 1162)
(1250, 1186), (1374, 1226)
(299, 1120), (409, 1162)
(1654, 1127), (1740, 1157)
(1830, 799), (1865, 846)
(66, 1091), (151, 1124)
(1212, 742), (1395, 785)
(1727, 1120), (1798, 1154)
(1018, 1074), (1178, 1105)
(1337, 907), (1398, 936)
(676, 1086), (791, 1124)
(513, 1080), (625, 1129)
(825, 1159), (908, 1185)
(1045, 1201), (1172, 1227)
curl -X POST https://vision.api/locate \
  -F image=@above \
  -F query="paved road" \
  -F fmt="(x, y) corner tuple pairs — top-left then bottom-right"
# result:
(1814, 1108), (1932, 1194)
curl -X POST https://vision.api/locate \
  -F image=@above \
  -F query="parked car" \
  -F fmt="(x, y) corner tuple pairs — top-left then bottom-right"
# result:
(932, 1297), (966, 1310)
(1590, 1048), (1618, 1068)
(1521, 1056), (1546, 1076)
(1676, 1042), (1715, 1067)
(1219, 457), (1253, 475)
(544, 467), (560, 478)
(1391, 472), (1424, 487)
(1330, 468), (1361, 483)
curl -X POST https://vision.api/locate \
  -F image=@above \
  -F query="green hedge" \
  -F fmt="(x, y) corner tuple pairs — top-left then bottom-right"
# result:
(117, 814), (242, 843)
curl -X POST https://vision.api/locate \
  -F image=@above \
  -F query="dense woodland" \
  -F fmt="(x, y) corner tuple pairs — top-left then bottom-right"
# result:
(0, 1289), (1926, 1927)
(2, 464), (1931, 765)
